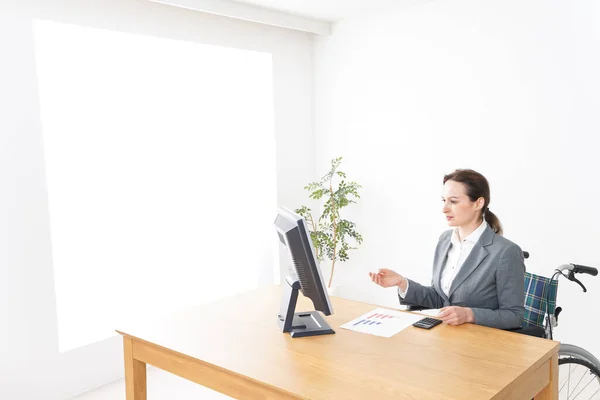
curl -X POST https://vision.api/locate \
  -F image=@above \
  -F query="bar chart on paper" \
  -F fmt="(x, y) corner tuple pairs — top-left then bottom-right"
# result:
(340, 307), (424, 338)
(352, 312), (393, 326)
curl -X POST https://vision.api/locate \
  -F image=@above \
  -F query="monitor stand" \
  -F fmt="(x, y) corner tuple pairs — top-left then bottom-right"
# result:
(277, 276), (335, 338)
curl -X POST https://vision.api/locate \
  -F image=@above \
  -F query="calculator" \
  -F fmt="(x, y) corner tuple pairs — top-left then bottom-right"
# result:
(413, 317), (442, 329)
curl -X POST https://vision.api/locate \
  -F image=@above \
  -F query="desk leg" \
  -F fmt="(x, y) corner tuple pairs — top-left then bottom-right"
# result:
(534, 353), (558, 400)
(124, 337), (147, 400)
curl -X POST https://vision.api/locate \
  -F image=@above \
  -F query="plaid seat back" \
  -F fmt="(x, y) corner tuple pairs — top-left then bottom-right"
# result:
(523, 272), (558, 328)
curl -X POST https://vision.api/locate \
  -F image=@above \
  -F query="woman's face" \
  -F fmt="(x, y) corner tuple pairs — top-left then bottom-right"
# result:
(441, 180), (483, 228)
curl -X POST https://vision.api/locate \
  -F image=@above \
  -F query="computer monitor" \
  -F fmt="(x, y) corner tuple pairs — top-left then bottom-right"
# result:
(274, 207), (335, 338)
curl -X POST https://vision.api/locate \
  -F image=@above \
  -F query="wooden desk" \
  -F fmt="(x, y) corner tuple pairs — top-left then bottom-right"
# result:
(116, 285), (559, 399)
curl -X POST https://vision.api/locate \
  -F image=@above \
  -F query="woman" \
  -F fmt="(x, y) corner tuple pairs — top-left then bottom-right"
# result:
(369, 169), (525, 329)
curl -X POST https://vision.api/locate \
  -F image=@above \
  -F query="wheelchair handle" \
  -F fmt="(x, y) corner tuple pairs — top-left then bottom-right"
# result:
(572, 264), (598, 276)
(523, 252), (597, 278)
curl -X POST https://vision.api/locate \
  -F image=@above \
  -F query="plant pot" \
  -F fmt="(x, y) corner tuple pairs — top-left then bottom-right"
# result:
(327, 284), (340, 297)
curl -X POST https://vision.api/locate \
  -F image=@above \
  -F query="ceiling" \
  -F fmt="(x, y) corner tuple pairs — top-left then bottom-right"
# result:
(232, 0), (427, 22)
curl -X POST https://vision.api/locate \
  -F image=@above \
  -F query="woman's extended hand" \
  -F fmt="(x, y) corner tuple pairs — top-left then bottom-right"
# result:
(437, 306), (475, 326)
(369, 268), (407, 290)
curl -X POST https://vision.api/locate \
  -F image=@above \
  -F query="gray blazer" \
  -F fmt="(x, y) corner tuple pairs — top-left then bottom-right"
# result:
(400, 226), (525, 329)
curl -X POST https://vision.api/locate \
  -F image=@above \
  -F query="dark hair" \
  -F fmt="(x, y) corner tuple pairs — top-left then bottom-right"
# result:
(443, 169), (503, 235)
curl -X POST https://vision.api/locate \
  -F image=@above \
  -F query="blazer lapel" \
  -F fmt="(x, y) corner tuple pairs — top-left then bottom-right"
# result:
(433, 235), (452, 303)
(448, 226), (494, 298)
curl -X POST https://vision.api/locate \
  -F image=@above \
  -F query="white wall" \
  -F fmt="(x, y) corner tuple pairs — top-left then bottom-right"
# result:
(314, 0), (600, 359)
(0, 0), (314, 398)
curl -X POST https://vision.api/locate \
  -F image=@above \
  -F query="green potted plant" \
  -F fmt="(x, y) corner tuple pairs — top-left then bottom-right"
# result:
(295, 157), (363, 292)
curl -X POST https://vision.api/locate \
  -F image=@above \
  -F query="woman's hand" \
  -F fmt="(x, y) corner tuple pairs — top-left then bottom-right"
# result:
(369, 268), (407, 290)
(437, 306), (475, 326)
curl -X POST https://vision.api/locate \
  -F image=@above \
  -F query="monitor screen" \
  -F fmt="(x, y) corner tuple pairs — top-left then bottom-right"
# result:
(274, 207), (335, 337)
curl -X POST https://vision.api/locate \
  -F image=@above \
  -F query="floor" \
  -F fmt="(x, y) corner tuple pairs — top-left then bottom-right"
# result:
(70, 367), (232, 400)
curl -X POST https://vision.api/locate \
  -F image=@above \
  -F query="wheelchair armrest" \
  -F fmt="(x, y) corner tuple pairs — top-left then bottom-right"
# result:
(405, 305), (432, 312)
(505, 325), (546, 338)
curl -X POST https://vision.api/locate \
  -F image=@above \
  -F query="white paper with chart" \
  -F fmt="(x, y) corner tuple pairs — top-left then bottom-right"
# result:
(340, 307), (424, 338)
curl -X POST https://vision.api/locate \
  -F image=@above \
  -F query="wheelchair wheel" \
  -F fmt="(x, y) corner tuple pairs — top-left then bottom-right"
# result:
(558, 357), (600, 399)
